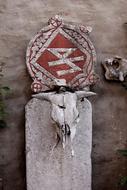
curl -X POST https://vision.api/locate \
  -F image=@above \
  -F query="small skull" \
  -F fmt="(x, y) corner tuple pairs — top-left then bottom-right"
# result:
(102, 56), (127, 81)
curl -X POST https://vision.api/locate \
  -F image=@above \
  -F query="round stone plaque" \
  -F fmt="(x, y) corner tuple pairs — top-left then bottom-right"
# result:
(26, 15), (97, 92)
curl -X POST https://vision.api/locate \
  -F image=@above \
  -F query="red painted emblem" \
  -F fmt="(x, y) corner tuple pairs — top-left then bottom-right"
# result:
(26, 15), (97, 92)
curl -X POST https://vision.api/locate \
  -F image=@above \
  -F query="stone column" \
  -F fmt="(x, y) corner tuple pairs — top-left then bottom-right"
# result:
(25, 98), (92, 190)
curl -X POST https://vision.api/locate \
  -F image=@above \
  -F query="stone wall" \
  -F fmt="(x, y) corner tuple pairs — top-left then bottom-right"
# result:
(0, 0), (127, 190)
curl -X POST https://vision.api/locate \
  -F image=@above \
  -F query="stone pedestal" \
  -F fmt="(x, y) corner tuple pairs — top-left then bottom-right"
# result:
(25, 98), (92, 190)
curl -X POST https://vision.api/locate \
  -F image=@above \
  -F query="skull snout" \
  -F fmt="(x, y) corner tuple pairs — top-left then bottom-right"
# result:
(61, 124), (71, 136)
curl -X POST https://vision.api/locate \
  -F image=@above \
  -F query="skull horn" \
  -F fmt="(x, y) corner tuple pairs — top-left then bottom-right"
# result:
(32, 92), (55, 101)
(76, 91), (96, 99)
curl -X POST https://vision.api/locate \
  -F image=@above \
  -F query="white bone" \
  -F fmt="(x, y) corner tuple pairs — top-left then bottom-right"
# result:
(32, 92), (55, 101)
(33, 91), (94, 156)
(76, 91), (96, 99)
(102, 56), (127, 81)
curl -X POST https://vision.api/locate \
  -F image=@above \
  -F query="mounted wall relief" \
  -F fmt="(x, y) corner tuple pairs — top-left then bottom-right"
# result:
(25, 15), (97, 190)
(102, 56), (127, 81)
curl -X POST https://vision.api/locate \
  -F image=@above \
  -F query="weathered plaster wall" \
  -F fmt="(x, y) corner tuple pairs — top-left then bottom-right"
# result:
(0, 0), (127, 190)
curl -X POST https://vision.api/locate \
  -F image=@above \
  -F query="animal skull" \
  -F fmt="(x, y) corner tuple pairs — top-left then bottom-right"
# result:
(33, 90), (95, 156)
(102, 56), (127, 81)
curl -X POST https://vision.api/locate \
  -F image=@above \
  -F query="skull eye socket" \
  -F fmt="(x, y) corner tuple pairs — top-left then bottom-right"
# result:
(58, 105), (66, 109)
(112, 60), (119, 69)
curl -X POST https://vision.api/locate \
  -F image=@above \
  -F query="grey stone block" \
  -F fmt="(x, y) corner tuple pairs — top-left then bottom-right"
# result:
(25, 98), (92, 190)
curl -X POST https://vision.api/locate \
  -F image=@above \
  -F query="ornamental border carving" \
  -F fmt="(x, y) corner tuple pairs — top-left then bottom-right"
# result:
(26, 15), (97, 92)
